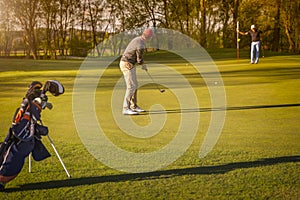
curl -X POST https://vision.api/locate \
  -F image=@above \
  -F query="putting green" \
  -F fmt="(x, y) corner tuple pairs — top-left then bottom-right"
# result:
(0, 52), (299, 199)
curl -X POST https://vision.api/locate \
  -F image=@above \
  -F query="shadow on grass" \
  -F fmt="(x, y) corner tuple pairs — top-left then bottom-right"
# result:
(146, 103), (300, 115)
(5, 155), (299, 192)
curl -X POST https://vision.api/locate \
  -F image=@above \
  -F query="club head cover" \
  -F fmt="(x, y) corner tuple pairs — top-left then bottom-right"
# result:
(43, 80), (64, 96)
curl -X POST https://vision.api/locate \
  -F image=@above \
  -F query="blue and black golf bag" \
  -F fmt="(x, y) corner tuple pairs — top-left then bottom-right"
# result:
(0, 80), (64, 190)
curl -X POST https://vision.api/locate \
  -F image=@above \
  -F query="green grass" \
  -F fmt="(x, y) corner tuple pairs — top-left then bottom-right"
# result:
(0, 49), (299, 199)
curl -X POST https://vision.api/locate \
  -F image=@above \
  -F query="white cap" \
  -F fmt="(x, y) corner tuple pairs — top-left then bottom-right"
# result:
(251, 24), (256, 29)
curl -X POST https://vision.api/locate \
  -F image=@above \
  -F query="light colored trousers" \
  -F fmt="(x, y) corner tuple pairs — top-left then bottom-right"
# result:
(120, 61), (138, 110)
(251, 41), (260, 64)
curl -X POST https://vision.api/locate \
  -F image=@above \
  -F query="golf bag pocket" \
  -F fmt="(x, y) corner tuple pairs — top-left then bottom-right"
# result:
(0, 139), (34, 177)
(12, 119), (34, 142)
(32, 139), (51, 161)
(35, 124), (48, 136)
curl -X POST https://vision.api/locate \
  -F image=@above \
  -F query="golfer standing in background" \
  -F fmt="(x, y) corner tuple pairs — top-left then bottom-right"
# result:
(120, 29), (155, 115)
(237, 24), (262, 64)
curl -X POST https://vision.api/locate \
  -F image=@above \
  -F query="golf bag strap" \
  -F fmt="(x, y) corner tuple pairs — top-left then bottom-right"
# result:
(13, 98), (43, 125)
(11, 99), (43, 142)
(13, 99), (30, 124)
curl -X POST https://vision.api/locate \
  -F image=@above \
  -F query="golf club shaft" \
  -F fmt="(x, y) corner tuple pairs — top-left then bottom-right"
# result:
(145, 70), (164, 92)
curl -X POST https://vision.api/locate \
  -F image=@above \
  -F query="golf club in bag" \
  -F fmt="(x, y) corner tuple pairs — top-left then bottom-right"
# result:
(29, 80), (71, 177)
(0, 80), (70, 191)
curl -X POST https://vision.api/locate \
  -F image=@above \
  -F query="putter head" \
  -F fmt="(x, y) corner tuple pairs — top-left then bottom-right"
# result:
(160, 89), (165, 93)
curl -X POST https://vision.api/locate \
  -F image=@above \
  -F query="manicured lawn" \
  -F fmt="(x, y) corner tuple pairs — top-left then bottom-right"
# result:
(0, 50), (299, 199)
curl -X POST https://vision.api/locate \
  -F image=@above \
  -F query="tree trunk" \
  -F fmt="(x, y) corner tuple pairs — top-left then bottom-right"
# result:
(200, 0), (207, 47)
(284, 23), (295, 52)
(272, 0), (281, 51)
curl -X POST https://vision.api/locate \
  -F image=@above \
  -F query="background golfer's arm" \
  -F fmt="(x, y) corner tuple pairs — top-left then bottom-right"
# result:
(238, 30), (248, 35)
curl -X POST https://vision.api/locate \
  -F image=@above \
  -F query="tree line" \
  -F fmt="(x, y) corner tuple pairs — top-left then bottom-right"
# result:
(0, 0), (299, 59)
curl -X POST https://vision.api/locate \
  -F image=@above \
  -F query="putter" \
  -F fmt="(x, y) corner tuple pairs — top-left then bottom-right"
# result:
(145, 70), (165, 93)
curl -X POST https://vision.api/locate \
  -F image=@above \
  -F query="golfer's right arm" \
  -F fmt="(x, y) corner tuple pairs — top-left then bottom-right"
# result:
(237, 29), (248, 35)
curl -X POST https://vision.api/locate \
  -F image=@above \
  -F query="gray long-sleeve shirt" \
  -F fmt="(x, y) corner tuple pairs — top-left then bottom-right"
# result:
(121, 36), (145, 65)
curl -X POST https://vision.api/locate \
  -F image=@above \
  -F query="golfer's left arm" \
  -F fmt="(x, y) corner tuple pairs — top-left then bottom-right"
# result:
(136, 49), (148, 71)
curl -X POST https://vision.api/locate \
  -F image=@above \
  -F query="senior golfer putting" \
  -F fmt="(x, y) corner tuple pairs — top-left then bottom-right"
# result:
(119, 29), (155, 115)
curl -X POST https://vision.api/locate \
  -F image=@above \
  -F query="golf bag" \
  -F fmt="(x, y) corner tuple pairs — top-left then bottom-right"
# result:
(0, 80), (64, 185)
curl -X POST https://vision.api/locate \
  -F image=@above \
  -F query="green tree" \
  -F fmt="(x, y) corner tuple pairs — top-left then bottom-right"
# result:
(281, 0), (300, 53)
(0, 0), (15, 56)
(10, 0), (41, 59)
(40, 0), (59, 59)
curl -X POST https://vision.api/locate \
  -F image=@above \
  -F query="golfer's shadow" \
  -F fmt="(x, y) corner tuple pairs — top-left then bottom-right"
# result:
(5, 155), (300, 192)
(146, 103), (300, 114)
